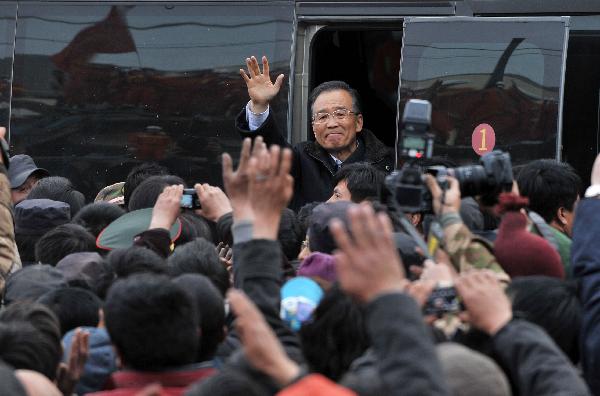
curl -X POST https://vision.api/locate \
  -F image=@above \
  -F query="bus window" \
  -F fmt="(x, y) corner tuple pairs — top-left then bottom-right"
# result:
(0, 4), (16, 129)
(399, 17), (569, 166)
(10, 3), (293, 199)
(310, 28), (403, 147)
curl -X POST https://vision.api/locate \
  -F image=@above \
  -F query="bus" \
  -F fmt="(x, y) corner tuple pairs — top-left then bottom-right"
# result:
(2, 0), (600, 198)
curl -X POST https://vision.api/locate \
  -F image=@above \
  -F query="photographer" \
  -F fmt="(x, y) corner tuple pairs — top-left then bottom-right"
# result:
(424, 175), (508, 281)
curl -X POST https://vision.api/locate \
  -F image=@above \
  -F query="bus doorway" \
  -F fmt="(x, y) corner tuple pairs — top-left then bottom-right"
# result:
(309, 28), (403, 148)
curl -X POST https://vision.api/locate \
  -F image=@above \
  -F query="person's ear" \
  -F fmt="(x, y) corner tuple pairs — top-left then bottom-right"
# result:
(557, 207), (568, 227)
(355, 113), (363, 133)
(409, 212), (422, 227)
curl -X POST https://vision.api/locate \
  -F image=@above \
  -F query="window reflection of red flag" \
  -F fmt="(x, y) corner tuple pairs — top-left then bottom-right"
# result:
(52, 6), (135, 72)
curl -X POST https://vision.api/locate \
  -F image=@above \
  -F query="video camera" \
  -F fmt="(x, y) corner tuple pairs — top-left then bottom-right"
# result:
(386, 99), (513, 213)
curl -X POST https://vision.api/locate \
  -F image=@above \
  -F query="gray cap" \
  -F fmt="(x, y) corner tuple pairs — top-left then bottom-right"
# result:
(14, 199), (71, 236)
(8, 154), (49, 188)
(3, 264), (67, 306)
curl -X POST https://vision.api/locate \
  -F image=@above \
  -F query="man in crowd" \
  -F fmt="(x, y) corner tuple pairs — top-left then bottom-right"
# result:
(8, 154), (49, 205)
(237, 56), (394, 210)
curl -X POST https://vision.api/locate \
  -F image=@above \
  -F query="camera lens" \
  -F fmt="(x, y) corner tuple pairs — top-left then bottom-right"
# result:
(450, 165), (488, 197)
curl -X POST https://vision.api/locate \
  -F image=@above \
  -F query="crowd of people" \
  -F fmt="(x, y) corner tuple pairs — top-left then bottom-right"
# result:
(0, 55), (597, 396)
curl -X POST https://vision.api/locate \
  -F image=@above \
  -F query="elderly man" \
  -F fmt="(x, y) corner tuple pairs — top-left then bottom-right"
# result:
(237, 56), (394, 210)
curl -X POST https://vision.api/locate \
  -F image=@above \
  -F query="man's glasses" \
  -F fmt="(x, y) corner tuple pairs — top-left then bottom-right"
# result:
(312, 108), (356, 124)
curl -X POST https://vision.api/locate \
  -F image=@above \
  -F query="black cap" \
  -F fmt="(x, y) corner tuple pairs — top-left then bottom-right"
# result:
(3, 264), (67, 306)
(8, 154), (49, 188)
(308, 201), (354, 254)
(14, 199), (71, 236)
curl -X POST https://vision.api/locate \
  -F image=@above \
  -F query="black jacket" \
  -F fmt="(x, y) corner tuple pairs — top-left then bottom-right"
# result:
(236, 109), (395, 210)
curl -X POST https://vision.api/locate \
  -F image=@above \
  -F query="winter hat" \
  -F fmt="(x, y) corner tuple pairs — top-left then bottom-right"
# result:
(437, 342), (511, 396)
(15, 199), (71, 236)
(55, 252), (105, 288)
(298, 252), (337, 283)
(308, 201), (355, 254)
(280, 277), (324, 331)
(3, 264), (67, 305)
(494, 193), (564, 279)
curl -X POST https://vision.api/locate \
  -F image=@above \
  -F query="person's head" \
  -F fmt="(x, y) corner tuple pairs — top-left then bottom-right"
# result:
(177, 212), (214, 246)
(27, 176), (85, 216)
(34, 224), (96, 266)
(37, 287), (102, 336)
(3, 265), (67, 306)
(127, 175), (185, 212)
(8, 154), (49, 204)
(168, 238), (229, 296)
(106, 246), (167, 278)
(184, 369), (268, 396)
(71, 202), (125, 238)
(507, 276), (582, 363)
(172, 274), (226, 362)
(299, 285), (368, 381)
(123, 163), (169, 208)
(517, 159), (582, 237)
(14, 199), (71, 263)
(308, 201), (354, 255)
(329, 162), (385, 203)
(0, 302), (62, 381)
(104, 274), (198, 371)
(309, 81), (363, 157)
(0, 322), (61, 381)
(278, 209), (303, 261)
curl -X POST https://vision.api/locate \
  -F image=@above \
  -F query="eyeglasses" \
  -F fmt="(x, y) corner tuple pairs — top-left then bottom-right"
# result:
(312, 108), (356, 124)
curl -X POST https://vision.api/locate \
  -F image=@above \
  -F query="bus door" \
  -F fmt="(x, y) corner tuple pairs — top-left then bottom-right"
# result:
(397, 17), (570, 167)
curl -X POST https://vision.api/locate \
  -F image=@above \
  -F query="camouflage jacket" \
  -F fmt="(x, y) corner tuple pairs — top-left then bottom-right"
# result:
(440, 212), (509, 283)
(0, 165), (20, 294)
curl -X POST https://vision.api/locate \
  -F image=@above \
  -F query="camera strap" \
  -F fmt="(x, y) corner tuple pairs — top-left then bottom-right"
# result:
(527, 210), (560, 252)
(396, 213), (433, 261)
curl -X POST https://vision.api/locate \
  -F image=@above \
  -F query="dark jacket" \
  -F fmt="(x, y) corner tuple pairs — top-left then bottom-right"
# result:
(236, 109), (395, 210)
(572, 198), (600, 395)
(492, 319), (589, 396)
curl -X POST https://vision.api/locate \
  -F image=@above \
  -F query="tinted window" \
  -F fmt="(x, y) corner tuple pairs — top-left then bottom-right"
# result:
(399, 19), (568, 165)
(0, 4), (16, 129)
(11, 3), (293, 199)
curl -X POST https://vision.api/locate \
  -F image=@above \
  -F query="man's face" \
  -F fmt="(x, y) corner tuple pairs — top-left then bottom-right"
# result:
(11, 175), (39, 204)
(327, 180), (352, 203)
(311, 90), (363, 155)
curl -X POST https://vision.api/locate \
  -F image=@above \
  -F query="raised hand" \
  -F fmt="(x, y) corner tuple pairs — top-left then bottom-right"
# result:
(330, 203), (407, 303)
(228, 289), (300, 386)
(455, 270), (512, 335)
(55, 328), (89, 396)
(149, 184), (183, 230)
(194, 183), (232, 222)
(424, 175), (461, 216)
(240, 56), (284, 114)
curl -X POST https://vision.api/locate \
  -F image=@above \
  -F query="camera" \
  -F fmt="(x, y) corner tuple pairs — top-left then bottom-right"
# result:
(386, 100), (513, 213)
(180, 188), (201, 209)
(423, 286), (463, 316)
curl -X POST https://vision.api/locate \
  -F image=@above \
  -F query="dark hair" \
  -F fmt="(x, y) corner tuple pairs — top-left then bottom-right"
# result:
(0, 360), (27, 396)
(507, 276), (582, 363)
(128, 175), (185, 212)
(104, 274), (198, 370)
(72, 202), (125, 238)
(299, 286), (369, 381)
(167, 238), (229, 296)
(16, 234), (38, 263)
(35, 224), (96, 266)
(0, 322), (60, 380)
(333, 162), (386, 203)
(0, 302), (62, 380)
(296, 202), (320, 240)
(177, 212), (214, 246)
(278, 209), (303, 261)
(184, 370), (268, 396)
(107, 246), (167, 278)
(27, 176), (85, 216)
(516, 159), (582, 223)
(310, 80), (362, 114)
(37, 287), (102, 336)
(172, 274), (225, 362)
(123, 162), (169, 208)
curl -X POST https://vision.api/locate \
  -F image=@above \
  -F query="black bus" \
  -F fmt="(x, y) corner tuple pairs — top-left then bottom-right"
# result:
(2, 0), (600, 198)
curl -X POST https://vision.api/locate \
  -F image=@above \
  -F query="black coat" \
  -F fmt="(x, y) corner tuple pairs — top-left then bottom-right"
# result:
(236, 109), (395, 211)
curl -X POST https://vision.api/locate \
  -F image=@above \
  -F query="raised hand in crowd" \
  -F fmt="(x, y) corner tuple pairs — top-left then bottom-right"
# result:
(55, 327), (90, 396)
(194, 183), (232, 222)
(455, 271), (512, 335)
(424, 175), (461, 216)
(149, 184), (183, 230)
(330, 203), (407, 302)
(228, 289), (300, 386)
(240, 55), (284, 114)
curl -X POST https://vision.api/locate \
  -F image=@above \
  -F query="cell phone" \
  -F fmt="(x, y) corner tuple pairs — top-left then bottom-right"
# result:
(180, 188), (201, 209)
(423, 286), (463, 316)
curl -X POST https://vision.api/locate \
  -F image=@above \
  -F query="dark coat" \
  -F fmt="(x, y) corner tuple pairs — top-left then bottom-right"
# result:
(572, 198), (600, 395)
(236, 109), (395, 210)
